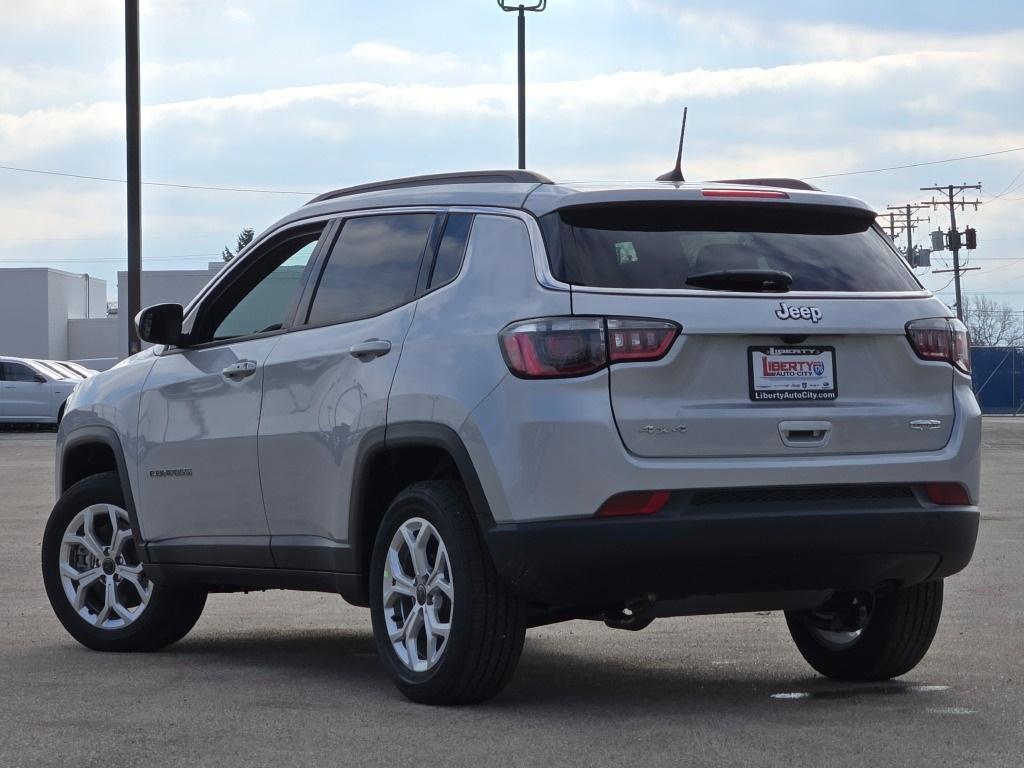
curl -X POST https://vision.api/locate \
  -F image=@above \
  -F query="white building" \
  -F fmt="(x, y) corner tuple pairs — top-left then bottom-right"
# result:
(0, 267), (107, 361)
(0, 263), (223, 369)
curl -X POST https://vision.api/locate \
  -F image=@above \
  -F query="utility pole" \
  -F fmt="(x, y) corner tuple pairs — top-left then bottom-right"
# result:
(877, 211), (903, 244)
(921, 183), (982, 321)
(125, 0), (142, 354)
(885, 203), (930, 263)
(497, 1), (547, 169)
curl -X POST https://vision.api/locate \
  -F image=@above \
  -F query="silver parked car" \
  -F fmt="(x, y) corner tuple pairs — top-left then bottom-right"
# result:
(0, 356), (90, 425)
(42, 171), (981, 704)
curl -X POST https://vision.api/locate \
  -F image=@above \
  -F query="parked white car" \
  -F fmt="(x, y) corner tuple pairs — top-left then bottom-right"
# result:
(0, 356), (92, 425)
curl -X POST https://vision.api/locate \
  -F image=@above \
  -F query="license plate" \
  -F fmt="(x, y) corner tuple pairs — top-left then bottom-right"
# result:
(748, 346), (837, 402)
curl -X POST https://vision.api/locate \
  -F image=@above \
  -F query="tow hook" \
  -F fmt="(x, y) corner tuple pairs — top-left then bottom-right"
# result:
(604, 596), (657, 631)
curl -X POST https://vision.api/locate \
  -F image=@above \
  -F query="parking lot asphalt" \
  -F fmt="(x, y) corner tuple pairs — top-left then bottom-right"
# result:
(1, 421), (1022, 768)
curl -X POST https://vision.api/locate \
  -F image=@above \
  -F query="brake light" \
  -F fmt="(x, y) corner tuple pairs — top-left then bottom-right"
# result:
(701, 189), (789, 199)
(499, 318), (606, 379)
(925, 483), (971, 506)
(499, 318), (679, 378)
(906, 318), (971, 373)
(597, 490), (671, 517)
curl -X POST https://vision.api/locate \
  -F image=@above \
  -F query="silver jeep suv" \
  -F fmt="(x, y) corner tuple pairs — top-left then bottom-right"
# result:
(42, 171), (981, 704)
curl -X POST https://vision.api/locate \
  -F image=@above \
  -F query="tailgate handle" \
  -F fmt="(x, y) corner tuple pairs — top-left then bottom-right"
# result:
(779, 420), (831, 448)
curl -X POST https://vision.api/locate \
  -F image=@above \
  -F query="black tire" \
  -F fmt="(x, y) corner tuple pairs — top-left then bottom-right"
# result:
(42, 472), (207, 652)
(785, 580), (943, 681)
(369, 481), (526, 705)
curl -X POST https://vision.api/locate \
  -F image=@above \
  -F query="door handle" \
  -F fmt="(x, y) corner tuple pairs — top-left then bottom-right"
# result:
(349, 339), (392, 361)
(221, 360), (258, 380)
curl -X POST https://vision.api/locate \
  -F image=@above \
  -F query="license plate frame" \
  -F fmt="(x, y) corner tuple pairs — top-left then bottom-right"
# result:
(747, 345), (838, 402)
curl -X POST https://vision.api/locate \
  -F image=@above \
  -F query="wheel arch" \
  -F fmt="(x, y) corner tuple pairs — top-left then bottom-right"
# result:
(58, 425), (146, 561)
(349, 423), (494, 601)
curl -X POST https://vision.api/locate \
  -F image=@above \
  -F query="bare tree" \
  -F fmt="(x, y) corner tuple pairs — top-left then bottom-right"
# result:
(963, 294), (1024, 347)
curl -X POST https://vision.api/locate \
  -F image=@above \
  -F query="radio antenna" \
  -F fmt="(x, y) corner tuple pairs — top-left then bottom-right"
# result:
(656, 107), (688, 183)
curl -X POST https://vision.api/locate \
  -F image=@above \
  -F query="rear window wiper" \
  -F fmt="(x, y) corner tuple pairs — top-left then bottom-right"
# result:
(685, 269), (793, 293)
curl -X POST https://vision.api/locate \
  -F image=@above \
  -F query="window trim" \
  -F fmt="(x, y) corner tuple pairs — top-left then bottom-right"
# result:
(294, 210), (443, 332)
(424, 213), (475, 293)
(163, 219), (336, 354)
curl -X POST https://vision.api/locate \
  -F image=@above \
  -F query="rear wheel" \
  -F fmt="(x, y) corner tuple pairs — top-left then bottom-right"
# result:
(785, 581), (943, 681)
(42, 472), (207, 651)
(370, 481), (526, 704)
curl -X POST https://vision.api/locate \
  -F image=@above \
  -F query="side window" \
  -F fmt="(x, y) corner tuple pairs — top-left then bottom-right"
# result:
(193, 228), (323, 344)
(428, 214), (473, 289)
(306, 213), (434, 326)
(3, 362), (38, 382)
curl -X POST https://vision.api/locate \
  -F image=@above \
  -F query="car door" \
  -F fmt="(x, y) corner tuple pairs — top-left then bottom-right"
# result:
(257, 211), (440, 571)
(0, 362), (50, 419)
(137, 222), (329, 567)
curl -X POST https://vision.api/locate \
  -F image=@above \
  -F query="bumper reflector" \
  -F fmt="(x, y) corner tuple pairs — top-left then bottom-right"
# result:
(597, 490), (671, 517)
(924, 483), (971, 506)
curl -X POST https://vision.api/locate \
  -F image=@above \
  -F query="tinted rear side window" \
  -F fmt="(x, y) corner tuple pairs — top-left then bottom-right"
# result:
(428, 214), (473, 289)
(307, 214), (435, 325)
(542, 204), (920, 292)
(2, 362), (38, 382)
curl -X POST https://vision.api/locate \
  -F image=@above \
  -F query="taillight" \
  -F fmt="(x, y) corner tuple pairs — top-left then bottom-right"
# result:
(499, 318), (606, 379)
(596, 490), (671, 517)
(499, 318), (680, 379)
(906, 318), (971, 373)
(607, 319), (678, 361)
(924, 483), (971, 506)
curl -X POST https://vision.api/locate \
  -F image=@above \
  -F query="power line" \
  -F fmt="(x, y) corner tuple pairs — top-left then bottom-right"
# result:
(0, 163), (317, 196)
(4, 145), (1024, 196)
(804, 146), (1024, 180)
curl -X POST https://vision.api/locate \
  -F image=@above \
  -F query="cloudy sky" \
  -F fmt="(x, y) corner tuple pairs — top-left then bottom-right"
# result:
(1, 0), (1023, 309)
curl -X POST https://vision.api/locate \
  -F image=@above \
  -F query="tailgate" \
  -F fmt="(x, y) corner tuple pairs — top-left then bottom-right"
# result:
(573, 292), (956, 458)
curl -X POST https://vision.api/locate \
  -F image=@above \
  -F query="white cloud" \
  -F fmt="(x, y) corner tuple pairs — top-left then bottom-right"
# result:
(299, 117), (350, 144)
(348, 41), (460, 72)
(2, 42), (1019, 163)
(223, 4), (252, 23)
(0, 185), (124, 239)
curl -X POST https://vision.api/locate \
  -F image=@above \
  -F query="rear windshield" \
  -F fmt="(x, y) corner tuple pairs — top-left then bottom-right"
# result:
(541, 204), (921, 292)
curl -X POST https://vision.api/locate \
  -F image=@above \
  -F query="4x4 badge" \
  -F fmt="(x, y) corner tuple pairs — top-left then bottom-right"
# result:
(775, 303), (822, 323)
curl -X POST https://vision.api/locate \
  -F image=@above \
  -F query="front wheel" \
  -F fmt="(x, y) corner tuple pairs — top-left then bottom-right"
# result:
(369, 481), (526, 704)
(785, 580), (944, 681)
(42, 472), (207, 652)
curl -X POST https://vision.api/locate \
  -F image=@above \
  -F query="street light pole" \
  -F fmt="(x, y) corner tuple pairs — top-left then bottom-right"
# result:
(125, 0), (142, 355)
(498, 2), (547, 169)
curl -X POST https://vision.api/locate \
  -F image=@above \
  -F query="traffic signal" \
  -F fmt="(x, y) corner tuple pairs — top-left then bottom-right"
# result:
(965, 227), (977, 250)
(930, 230), (946, 251)
(948, 228), (962, 250)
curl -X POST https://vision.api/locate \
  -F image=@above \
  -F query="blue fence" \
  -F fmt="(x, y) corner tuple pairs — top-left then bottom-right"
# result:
(970, 346), (1024, 414)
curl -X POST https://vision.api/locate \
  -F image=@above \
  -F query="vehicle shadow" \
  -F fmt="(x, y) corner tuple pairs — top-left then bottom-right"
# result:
(146, 627), (937, 713)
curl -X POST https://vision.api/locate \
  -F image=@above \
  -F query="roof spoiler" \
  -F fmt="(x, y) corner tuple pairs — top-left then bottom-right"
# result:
(709, 178), (822, 192)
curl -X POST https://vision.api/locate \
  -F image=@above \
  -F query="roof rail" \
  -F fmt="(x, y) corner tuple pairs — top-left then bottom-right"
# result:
(709, 178), (821, 192)
(307, 170), (553, 205)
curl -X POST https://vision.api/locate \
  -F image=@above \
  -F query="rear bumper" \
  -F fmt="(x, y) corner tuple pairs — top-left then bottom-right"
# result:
(482, 503), (979, 609)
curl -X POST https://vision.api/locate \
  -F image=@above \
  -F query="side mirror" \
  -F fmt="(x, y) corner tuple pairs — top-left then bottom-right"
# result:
(136, 303), (184, 346)
(34, 374), (47, 384)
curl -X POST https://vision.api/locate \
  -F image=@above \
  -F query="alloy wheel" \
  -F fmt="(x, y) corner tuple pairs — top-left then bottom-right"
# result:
(382, 517), (454, 672)
(59, 504), (151, 629)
